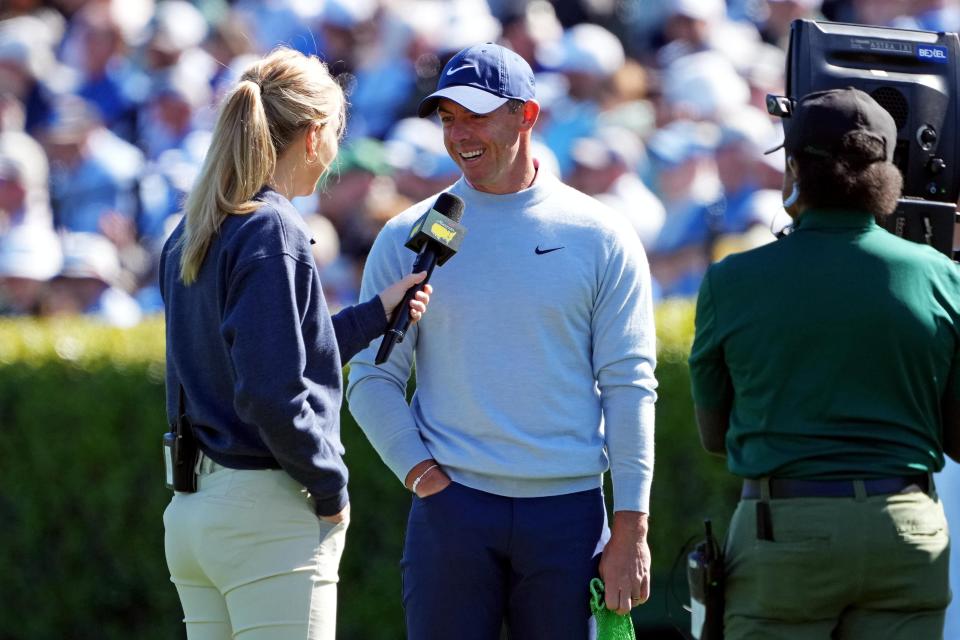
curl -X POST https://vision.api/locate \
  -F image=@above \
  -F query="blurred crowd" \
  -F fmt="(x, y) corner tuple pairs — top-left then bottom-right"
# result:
(0, 0), (957, 324)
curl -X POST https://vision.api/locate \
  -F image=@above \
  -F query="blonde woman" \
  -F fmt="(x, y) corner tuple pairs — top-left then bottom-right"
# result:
(159, 48), (430, 639)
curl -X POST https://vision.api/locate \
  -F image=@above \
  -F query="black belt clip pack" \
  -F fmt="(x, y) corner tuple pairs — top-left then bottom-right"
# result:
(163, 385), (198, 493)
(687, 519), (725, 640)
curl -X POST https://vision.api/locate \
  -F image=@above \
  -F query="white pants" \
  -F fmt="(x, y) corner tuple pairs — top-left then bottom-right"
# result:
(164, 459), (347, 640)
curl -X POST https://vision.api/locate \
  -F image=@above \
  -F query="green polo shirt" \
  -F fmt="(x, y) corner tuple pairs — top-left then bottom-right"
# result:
(689, 208), (960, 479)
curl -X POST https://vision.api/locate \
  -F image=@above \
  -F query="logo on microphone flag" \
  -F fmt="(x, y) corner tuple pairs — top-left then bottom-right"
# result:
(430, 222), (457, 243)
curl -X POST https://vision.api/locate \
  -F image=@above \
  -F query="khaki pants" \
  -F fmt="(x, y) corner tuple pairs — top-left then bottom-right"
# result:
(724, 488), (950, 639)
(164, 461), (347, 640)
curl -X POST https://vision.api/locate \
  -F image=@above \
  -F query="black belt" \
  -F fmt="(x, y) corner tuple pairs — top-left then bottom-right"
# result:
(741, 475), (930, 500)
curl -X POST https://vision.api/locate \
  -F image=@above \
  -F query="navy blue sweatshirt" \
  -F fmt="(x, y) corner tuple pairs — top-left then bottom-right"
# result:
(160, 187), (387, 516)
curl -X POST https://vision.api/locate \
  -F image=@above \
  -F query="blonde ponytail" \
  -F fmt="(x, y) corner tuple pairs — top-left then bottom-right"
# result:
(178, 48), (344, 284)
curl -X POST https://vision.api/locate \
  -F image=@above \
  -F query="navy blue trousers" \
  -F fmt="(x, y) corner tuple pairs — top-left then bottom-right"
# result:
(401, 482), (609, 640)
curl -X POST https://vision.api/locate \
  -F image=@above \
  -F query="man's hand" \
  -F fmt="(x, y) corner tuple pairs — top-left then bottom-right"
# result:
(404, 459), (451, 498)
(598, 511), (651, 614)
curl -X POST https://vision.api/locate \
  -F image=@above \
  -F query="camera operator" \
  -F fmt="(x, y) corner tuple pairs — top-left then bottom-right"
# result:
(689, 87), (960, 638)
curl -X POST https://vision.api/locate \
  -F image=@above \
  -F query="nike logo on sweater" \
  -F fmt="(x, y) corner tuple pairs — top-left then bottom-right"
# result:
(535, 245), (565, 255)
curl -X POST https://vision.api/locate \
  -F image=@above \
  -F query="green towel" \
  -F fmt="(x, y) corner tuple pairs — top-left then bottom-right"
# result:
(590, 578), (636, 640)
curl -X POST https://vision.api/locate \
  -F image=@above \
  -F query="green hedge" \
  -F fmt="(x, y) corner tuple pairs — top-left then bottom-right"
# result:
(0, 304), (740, 639)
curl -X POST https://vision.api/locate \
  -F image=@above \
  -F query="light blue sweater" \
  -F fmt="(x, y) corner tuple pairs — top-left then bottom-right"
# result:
(347, 171), (657, 512)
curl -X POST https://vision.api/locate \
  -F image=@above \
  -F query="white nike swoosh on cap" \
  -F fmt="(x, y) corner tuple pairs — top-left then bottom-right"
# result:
(446, 63), (477, 76)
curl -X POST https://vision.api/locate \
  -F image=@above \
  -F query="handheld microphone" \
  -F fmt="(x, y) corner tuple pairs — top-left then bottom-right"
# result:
(375, 192), (466, 364)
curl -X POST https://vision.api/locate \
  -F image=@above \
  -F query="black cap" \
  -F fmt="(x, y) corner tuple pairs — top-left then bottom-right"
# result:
(766, 87), (897, 163)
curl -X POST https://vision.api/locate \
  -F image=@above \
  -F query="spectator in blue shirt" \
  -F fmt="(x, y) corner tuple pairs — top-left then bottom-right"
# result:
(62, 3), (148, 141)
(40, 95), (143, 234)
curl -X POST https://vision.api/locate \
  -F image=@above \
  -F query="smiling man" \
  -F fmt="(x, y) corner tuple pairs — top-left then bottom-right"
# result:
(347, 43), (658, 639)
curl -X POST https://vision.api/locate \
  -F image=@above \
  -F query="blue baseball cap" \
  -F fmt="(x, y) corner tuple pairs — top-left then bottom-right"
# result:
(418, 43), (536, 117)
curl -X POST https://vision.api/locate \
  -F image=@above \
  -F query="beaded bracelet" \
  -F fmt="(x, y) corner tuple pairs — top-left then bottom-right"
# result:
(411, 464), (439, 494)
